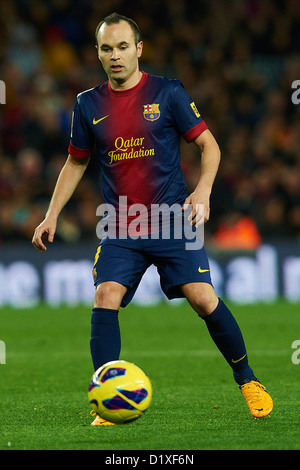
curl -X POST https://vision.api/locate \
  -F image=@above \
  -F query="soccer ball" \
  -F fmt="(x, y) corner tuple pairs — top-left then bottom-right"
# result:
(88, 360), (153, 424)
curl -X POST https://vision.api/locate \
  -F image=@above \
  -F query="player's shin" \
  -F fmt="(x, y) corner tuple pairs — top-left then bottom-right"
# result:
(90, 307), (121, 371)
(199, 298), (257, 385)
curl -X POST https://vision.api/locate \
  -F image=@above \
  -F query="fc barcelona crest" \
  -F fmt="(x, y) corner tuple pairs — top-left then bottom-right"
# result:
(143, 103), (160, 121)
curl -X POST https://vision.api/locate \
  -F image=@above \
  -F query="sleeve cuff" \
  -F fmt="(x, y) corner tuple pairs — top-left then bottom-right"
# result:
(183, 120), (208, 143)
(68, 141), (93, 159)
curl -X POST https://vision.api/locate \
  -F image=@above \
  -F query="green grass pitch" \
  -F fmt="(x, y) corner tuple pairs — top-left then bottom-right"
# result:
(1, 300), (300, 450)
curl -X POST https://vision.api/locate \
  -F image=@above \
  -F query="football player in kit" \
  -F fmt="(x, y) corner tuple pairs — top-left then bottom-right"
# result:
(32, 13), (273, 425)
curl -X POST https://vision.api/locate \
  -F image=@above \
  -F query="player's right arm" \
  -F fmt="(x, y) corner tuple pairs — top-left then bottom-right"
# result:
(32, 155), (90, 252)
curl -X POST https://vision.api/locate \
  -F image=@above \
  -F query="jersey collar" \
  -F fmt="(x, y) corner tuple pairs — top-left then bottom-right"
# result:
(107, 71), (148, 96)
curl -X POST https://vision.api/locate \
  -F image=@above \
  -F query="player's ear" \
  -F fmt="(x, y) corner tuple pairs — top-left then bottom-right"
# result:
(95, 44), (101, 61)
(137, 41), (143, 58)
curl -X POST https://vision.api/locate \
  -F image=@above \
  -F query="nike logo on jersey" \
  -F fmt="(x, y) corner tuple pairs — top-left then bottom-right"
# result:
(198, 267), (209, 273)
(231, 354), (247, 364)
(93, 115), (109, 125)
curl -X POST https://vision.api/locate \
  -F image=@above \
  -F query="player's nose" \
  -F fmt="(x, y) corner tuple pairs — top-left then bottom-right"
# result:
(111, 48), (120, 60)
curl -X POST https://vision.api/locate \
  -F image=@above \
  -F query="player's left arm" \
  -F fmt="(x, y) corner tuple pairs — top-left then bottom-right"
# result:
(183, 129), (221, 226)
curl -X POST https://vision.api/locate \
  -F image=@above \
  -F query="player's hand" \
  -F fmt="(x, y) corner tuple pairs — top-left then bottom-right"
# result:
(182, 188), (210, 227)
(32, 217), (57, 252)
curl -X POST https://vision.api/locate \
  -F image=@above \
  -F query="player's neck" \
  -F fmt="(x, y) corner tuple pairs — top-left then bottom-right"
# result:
(109, 70), (143, 91)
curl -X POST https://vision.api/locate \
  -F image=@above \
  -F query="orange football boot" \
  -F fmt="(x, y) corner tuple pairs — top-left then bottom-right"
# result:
(90, 410), (116, 426)
(240, 380), (273, 418)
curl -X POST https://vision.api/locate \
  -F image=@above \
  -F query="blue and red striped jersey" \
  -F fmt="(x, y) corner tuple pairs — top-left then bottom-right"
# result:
(68, 71), (208, 222)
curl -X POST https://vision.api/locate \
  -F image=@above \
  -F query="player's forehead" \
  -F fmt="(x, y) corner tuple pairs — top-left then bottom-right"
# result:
(97, 21), (135, 47)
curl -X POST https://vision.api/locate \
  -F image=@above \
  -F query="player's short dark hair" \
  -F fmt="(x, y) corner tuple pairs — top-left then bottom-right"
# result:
(95, 12), (141, 46)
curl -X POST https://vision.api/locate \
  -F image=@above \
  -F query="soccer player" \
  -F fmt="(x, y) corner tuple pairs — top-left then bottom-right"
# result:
(32, 13), (273, 424)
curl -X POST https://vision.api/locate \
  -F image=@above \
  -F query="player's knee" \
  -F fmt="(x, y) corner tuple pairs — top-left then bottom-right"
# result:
(183, 283), (218, 316)
(94, 281), (126, 309)
(194, 293), (218, 316)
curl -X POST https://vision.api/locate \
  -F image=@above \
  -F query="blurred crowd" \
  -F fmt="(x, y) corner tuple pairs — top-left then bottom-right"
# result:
(1, 0), (300, 249)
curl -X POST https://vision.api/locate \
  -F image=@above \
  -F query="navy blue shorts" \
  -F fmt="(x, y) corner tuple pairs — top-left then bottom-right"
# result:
(93, 224), (212, 308)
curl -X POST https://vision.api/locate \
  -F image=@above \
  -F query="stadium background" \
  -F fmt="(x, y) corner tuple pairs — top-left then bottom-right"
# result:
(0, 0), (300, 452)
(1, 0), (300, 306)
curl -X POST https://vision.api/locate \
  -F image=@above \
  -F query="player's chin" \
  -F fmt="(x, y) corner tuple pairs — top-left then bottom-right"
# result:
(109, 68), (127, 80)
